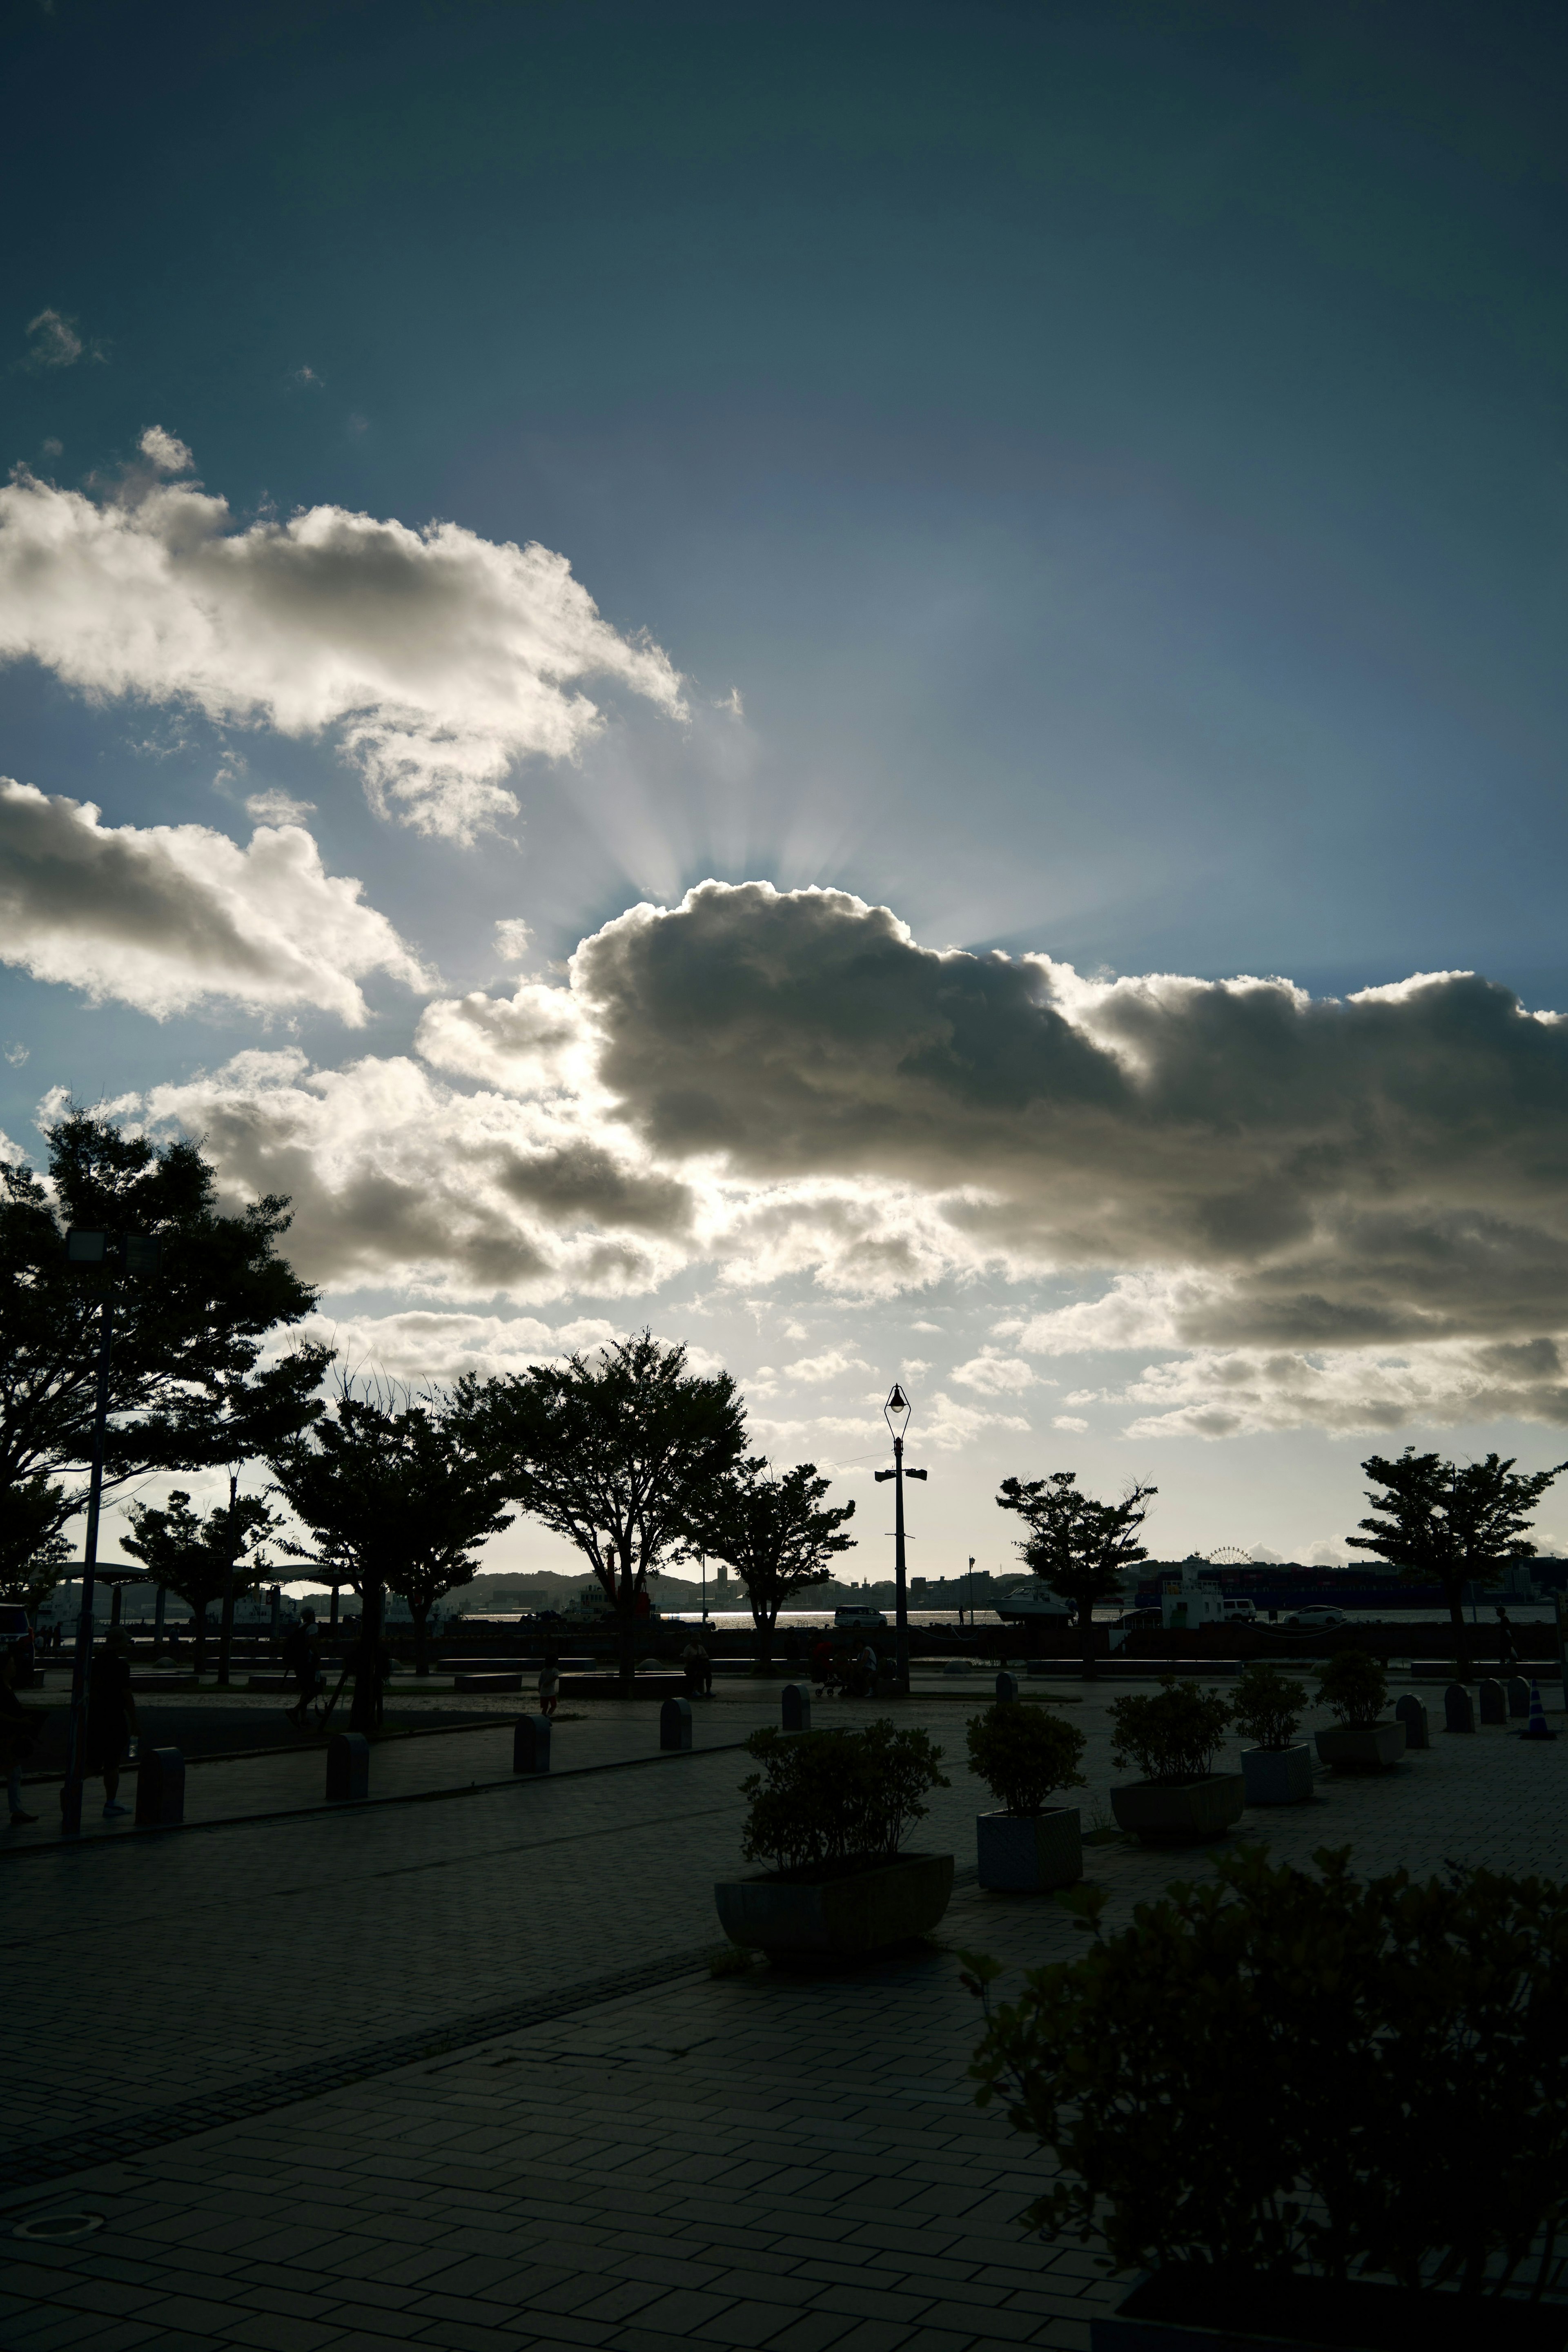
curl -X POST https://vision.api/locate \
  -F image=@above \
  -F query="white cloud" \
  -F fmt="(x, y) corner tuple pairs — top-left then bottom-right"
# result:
(1051, 1415), (1090, 1434)
(22, 310), (85, 370)
(494, 918), (532, 962)
(138, 425), (193, 474)
(415, 978), (598, 1095)
(779, 1348), (869, 1385)
(0, 783), (433, 1022)
(243, 789), (317, 824)
(919, 1390), (1032, 1452)
(0, 444), (688, 841)
(298, 1309), (619, 1384)
(4, 1041), (27, 1067)
(951, 1352), (1038, 1394)
(1115, 1340), (1568, 1440)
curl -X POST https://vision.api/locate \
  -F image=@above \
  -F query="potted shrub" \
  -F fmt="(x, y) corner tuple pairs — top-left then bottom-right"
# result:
(967, 1702), (1087, 1891)
(1314, 1648), (1405, 1772)
(962, 1847), (1568, 2342)
(1108, 1678), (1243, 1845)
(1229, 1663), (1313, 1806)
(714, 1719), (952, 1959)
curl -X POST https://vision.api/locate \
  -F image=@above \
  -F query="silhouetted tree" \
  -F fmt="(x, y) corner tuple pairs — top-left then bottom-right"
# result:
(123, 1489), (282, 1676)
(459, 1332), (746, 1693)
(684, 1459), (855, 1672)
(0, 1478), (70, 1615)
(1349, 1449), (1567, 1672)
(996, 1470), (1156, 1678)
(271, 1381), (513, 1716)
(0, 1111), (329, 1556)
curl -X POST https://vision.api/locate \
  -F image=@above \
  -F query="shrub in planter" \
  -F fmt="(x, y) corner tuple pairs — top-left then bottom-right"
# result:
(967, 1702), (1087, 1891)
(1315, 1647), (1405, 1773)
(715, 1720), (953, 1957)
(1229, 1663), (1313, 1807)
(1109, 1677), (1243, 1844)
(961, 1846), (1568, 2319)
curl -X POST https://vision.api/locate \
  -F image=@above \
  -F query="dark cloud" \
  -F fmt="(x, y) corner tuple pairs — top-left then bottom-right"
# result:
(574, 882), (1568, 1352)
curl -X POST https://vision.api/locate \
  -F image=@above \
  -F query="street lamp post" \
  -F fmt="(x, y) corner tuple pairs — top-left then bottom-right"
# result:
(60, 1229), (160, 1834)
(875, 1383), (927, 1697)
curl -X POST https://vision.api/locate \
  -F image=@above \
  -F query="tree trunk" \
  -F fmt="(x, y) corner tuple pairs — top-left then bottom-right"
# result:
(217, 1568), (236, 1688)
(194, 1601), (209, 1676)
(412, 1599), (430, 1676)
(351, 1579), (383, 1734)
(755, 1607), (775, 1675)
(1448, 1579), (1471, 1679)
(1080, 1596), (1097, 1681)
(616, 1596), (636, 1695)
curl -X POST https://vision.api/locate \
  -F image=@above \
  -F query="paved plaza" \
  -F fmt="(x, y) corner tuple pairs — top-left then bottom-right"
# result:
(5, 1677), (1568, 2350)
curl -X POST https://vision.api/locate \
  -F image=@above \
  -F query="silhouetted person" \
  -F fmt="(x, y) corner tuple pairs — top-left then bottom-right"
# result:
(3, 1642), (39, 1826)
(85, 1628), (138, 1818)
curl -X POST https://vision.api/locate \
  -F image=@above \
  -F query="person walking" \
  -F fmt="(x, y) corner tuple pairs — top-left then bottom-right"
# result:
(281, 1608), (324, 1730)
(84, 1627), (138, 1818)
(2, 1642), (40, 1826)
(537, 1653), (561, 1718)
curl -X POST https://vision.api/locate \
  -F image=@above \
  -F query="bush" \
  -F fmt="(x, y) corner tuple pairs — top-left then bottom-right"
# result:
(1316, 1646), (1388, 1728)
(962, 1846), (1568, 2296)
(1228, 1663), (1308, 1752)
(1110, 1677), (1231, 1784)
(967, 1703), (1087, 1816)
(740, 1719), (949, 1873)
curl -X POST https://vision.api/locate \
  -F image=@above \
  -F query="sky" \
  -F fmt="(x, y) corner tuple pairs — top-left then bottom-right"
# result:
(5, 0), (1568, 1583)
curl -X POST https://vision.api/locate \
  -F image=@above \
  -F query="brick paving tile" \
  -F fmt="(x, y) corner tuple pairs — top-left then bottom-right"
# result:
(316, 2305), (429, 2338)
(758, 2316), (861, 2352)
(216, 2316), (347, 2352)
(915, 2305), (1043, 2342)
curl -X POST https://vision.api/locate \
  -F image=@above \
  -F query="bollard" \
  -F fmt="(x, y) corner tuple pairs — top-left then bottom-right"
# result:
(1394, 1695), (1429, 1752)
(1506, 1675), (1531, 1719)
(1444, 1682), (1475, 1735)
(782, 1683), (811, 1733)
(133, 1746), (185, 1827)
(660, 1696), (693, 1753)
(326, 1731), (370, 1801)
(1479, 1678), (1506, 1726)
(995, 1671), (1019, 1704)
(512, 1715), (551, 1774)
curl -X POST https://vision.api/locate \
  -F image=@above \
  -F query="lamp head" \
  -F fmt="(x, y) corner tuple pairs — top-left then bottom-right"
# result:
(884, 1382), (912, 1443)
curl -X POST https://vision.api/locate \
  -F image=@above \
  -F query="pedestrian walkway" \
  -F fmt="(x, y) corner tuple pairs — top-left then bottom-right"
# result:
(4, 1685), (1568, 2349)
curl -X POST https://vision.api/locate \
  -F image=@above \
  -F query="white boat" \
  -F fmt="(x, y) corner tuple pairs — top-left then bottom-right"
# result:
(995, 1584), (1074, 1623)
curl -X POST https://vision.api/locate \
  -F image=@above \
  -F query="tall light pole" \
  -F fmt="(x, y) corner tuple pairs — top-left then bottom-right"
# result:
(875, 1383), (927, 1696)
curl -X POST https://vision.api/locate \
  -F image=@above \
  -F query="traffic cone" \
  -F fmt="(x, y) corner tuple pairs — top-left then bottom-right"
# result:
(1522, 1680), (1557, 1742)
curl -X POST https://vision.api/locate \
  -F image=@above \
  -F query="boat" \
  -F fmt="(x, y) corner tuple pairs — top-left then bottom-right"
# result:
(995, 1584), (1074, 1623)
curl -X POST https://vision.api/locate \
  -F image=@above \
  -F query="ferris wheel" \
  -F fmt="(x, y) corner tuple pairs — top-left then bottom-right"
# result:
(1207, 1545), (1252, 1567)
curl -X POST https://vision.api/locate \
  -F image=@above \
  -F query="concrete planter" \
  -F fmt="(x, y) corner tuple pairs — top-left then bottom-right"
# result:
(1240, 1743), (1314, 1806)
(1110, 1774), (1245, 1846)
(976, 1806), (1082, 1891)
(714, 1851), (954, 1958)
(1314, 1721), (1406, 1773)
(1092, 2263), (1568, 2351)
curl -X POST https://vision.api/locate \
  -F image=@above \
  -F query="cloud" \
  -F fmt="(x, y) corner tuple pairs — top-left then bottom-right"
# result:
(920, 1391), (1032, 1452)
(951, 1352), (1038, 1394)
(0, 783), (433, 1022)
(296, 1308), (619, 1384)
(4, 1042), (27, 1067)
(107, 877), (1568, 1434)
(138, 425), (193, 474)
(778, 1348), (870, 1385)
(21, 310), (87, 370)
(0, 444), (688, 841)
(135, 1049), (697, 1302)
(1051, 1415), (1090, 1434)
(493, 918), (532, 963)
(243, 789), (317, 824)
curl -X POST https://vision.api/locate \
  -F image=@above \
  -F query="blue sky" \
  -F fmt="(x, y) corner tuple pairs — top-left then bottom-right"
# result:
(5, 0), (1568, 1577)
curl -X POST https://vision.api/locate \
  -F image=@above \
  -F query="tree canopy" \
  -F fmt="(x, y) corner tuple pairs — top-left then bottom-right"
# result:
(270, 1380), (514, 1682)
(1349, 1448), (1567, 1664)
(122, 1488), (282, 1673)
(684, 1457), (855, 1667)
(997, 1469), (1155, 1676)
(458, 1330), (746, 1688)
(0, 1110), (328, 1584)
